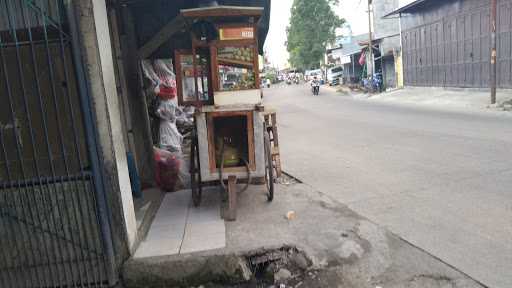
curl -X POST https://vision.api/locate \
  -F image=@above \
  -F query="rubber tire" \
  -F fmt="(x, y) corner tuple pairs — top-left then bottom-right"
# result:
(264, 130), (274, 202)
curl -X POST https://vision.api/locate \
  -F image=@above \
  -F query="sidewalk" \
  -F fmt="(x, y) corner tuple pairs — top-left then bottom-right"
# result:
(123, 178), (484, 288)
(355, 86), (512, 113)
(134, 188), (226, 259)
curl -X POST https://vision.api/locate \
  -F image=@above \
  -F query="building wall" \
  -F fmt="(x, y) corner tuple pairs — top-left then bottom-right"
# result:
(382, 55), (397, 88)
(373, 0), (401, 88)
(395, 51), (404, 87)
(73, 0), (137, 260)
(373, 0), (401, 40)
(342, 53), (364, 83)
(91, 0), (137, 249)
(380, 35), (401, 56)
(401, 0), (512, 88)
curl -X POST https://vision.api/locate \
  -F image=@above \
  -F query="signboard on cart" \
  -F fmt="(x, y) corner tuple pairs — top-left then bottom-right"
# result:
(219, 27), (255, 41)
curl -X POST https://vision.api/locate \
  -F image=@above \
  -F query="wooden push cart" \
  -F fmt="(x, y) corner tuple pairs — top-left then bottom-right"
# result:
(174, 6), (275, 220)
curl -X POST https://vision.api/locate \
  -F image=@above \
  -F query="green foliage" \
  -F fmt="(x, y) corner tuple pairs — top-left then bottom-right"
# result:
(286, 0), (344, 70)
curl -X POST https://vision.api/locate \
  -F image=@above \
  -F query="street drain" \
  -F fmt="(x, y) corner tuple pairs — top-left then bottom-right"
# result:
(245, 247), (312, 284)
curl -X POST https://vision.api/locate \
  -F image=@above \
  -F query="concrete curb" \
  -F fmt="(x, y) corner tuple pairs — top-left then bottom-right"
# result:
(122, 245), (312, 287)
(122, 253), (252, 287)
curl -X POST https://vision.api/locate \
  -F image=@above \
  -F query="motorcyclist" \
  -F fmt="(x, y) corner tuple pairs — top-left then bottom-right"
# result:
(310, 76), (320, 95)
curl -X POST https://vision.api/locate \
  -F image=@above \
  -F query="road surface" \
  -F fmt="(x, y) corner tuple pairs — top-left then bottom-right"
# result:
(265, 83), (512, 288)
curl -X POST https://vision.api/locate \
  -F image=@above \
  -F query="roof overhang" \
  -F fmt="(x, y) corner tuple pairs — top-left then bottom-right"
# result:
(181, 5), (264, 18)
(133, 1), (270, 58)
(383, 0), (430, 18)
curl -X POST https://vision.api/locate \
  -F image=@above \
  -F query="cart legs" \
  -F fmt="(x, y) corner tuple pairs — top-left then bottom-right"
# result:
(191, 131), (202, 207)
(224, 175), (238, 221)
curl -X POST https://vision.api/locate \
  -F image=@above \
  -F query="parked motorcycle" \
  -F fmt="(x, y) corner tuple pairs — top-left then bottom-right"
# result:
(362, 73), (383, 93)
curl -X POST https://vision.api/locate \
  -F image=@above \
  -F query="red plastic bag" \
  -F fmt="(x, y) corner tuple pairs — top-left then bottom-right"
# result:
(359, 50), (366, 66)
(154, 147), (181, 192)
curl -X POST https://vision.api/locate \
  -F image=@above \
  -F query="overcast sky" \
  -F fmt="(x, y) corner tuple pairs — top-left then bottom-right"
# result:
(264, 0), (414, 68)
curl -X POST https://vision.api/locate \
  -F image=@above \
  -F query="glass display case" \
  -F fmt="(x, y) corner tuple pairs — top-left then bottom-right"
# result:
(175, 49), (212, 105)
(217, 46), (256, 91)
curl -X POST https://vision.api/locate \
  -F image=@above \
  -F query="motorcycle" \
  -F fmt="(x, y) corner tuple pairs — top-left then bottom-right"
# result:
(294, 78), (300, 84)
(311, 80), (320, 96)
(362, 73), (383, 93)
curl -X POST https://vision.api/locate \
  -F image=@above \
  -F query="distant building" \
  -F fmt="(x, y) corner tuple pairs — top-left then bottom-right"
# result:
(387, 0), (512, 89)
(372, 0), (404, 89)
(327, 1), (404, 88)
(328, 32), (370, 84)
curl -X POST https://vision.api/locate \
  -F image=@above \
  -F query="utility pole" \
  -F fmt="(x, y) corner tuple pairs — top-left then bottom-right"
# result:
(490, 0), (497, 104)
(367, 0), (374, 78)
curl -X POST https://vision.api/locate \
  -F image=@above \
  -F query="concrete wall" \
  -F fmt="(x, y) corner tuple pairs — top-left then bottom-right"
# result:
(373, 0), (401, 88)
(382, 55), (397, 88)
(73, 0), (137, 256)
(116, 7), (156, 186)
(395, 51), (404, 88)
(380, 35), (401, 56)
(373, 0), (401, 40)
(90, 0), (137, 249)
(379, 36), (401, 88)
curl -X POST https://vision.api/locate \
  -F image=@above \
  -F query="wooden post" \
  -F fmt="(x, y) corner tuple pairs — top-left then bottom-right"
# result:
(367, 0), (374, 78)
(225, 175), (238, 221)
(490, 0), (497, 104)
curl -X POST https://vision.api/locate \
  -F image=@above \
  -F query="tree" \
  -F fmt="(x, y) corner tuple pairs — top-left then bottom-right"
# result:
(286, 0), (344, 70)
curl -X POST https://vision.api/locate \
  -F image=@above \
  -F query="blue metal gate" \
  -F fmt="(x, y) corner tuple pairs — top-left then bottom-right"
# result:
(0, 0), (116, 286)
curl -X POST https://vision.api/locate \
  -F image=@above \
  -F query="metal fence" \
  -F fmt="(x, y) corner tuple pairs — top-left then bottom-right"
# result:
(402, 0), (512, 88)
(0, 0), (115, 287)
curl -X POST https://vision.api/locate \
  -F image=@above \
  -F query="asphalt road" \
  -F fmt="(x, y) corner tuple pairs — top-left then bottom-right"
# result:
(265, 83), (512, 288)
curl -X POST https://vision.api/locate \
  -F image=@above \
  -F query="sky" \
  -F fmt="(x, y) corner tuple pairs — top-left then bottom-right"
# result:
(264, 0), (415, 68)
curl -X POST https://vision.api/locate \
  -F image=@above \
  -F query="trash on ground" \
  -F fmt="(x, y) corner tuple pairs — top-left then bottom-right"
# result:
(286, 211), (296, 220)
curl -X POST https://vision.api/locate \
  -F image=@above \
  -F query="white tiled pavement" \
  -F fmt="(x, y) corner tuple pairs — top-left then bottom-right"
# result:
(134, 189), (225, 258)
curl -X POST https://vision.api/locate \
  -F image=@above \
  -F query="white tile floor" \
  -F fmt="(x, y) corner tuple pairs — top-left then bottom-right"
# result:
(134, 189), (226, 258)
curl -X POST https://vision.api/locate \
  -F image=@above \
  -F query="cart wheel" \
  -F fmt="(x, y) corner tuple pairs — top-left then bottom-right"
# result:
(190, 133), (202, 207)
(264, 129), (274, 202)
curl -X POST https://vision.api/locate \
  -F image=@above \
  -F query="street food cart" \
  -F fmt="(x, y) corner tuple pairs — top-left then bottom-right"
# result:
(174, 6), (274, 220)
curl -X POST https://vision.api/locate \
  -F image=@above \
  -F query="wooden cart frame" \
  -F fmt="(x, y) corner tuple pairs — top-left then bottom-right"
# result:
(174, 6), (275, 221)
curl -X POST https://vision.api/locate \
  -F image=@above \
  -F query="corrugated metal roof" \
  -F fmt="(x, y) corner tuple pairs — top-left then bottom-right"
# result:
(330, 33), (369, 57)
